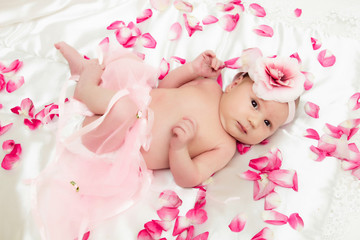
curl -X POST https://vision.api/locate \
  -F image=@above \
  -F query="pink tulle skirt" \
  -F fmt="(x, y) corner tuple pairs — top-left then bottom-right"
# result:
(32, 45), (157, 240)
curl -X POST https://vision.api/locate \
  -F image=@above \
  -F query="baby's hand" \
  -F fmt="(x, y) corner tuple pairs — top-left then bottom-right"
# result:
(191, 50), (224, 79)
(170, 117), (197, 150)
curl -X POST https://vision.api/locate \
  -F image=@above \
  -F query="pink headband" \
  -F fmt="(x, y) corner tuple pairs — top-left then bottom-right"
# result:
(226, 48), (306, 125)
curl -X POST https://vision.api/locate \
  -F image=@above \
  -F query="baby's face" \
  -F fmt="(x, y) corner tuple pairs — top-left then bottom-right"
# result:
(219, 77), (289, 145)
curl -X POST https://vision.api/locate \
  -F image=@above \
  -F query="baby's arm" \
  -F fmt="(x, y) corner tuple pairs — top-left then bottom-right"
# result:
(169, 117), (234, 187)
(158, 50), (223, 88)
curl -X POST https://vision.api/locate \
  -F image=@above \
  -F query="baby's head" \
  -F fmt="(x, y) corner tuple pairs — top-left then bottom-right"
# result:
(219, 48), (305, 145)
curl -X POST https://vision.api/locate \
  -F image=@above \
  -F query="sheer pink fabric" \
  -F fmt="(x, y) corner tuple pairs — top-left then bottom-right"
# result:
(32, 46), (157, 240)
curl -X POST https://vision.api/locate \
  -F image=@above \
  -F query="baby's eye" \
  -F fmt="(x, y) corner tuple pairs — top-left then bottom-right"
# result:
(251, 100), (258, 109)
(264, 120), (271, 127)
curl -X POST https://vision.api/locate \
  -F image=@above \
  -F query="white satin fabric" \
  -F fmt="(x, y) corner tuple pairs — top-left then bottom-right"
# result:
(0, 0), (359, 239)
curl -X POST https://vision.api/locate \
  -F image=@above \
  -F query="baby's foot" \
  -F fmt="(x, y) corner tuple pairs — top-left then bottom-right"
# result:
(55, 42), (84, 76)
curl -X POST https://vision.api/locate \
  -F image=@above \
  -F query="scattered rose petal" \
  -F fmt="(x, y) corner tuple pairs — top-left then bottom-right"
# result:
(268, 169), (298, 191)
(228, 213), (247, 232)
(317, 49), (336, 67)
(82, 231), (90, 240)
(174, 0), (193, 12)
(302, 71), (314, 91)
(249, 3), (266, 17)
(304, 101), (320, 118)
(264, 191), (281, 210)
(1, 143), (22, 170)
(0, 74), (5, 91)
(192, 232), (209, 240)
(262, 210), (288, 225)
(171, 56), (186, 64)
(150, 0), (171, 11)
(2, 140), (15, 151)
(290, 52), (301, 64)
(168, 22), (182, 41)
(24, 118), (42, 130)
(239, 170), (261, 181)
(137, 229), (152, 240)
(107, 20), (126, 30)
(140, 33), (157, 48)
(0, 122), (13, 136)
(202, 15), (218, 25)
(216, 3), (235, 12)
(183, 14), (203, 37)
(251, 227), (274, 240)
(349, 92), (360, 111)
(194, 188), (207, 209)
(253, 177), (277, 200)
(304, 128), (320, 140)
(157, 206), (180, 221)
(1, 59), (23, 73)
(115, 27), (132, 45)
(294, 8), (302, 17)
(216, 74), (223, 88)
(253, 25), (274, 37)
(158, 58), (170, 80)
(224, 57), (242, 69)
(137, 9), (153, 23)
(309, 144), (336, 162)
(185, 208), (208, 224)
(159, 190), (182, 208)
(237, 141), (252, 154)
(288, 213), (304, 231)
(311, 37), (322, 50)
(6, 75), (24, 93)
(219, 13), (239, 32)
(144, 220), (167, 239)
(173, 216), (191, 236)
(11, 98), (35, 117)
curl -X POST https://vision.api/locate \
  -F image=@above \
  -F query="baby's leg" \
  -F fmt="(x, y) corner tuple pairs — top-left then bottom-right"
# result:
(55, 42), (85, 76)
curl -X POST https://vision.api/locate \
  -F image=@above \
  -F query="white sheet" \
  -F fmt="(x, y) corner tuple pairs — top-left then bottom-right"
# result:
(1, 0), (360, 239)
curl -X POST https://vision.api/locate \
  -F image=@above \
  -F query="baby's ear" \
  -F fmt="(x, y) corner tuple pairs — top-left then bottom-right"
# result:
(225, 73), (244, 92)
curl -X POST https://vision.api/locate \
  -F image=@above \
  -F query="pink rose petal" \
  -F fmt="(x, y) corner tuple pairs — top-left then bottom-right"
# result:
(219, 13), (239, 32)
(236, 141), (252, 154)
(173, 216), (191, 236)
(311, 37), (322, 50)
(304, 101), (320, 118)
(251, 227), (274, 240)
(192, 232), (209, 240)
(115, 27), (132, 45)
(224, 57), (242, 69)
(290, 52), (302, 64)
(157, 206), (180, 221)
(174, 0), (193, 12)
(288, 213), (304, 231)
(169, 22), (182, 41)
(6, 75), (24, 93)
(309, 144), (336, 162)
(349, 92), (360, 111)
(202, 15), (218, 25)
(216, 74), (223, 88)
(185, 208), (208, 224)
(268, 169), (298, 190)
(352, 167), (360, 180)
(239, 170), (261, 181)
(0, 74), (5, 91)
(0, 122), (13, 136)
(137, 9), (153, 23)
(253, 25), (273, 37)
(158, 58), (170, 80)
(82, 231), (90, 240)
(304, 128), (320, 140)
(183, 14), (203, 37)
(159, 190), (182, 208)
(2, 140), (15, 151)
(194, 188), (206, 209)
(137, 229), (152, 240)
(144, 220), (167, 239)
(216, 3), (235, 12)
(24, 118), (42, 130)
(171, 56), (186, 64)
(264, 191), (281, 210)
(302, 71), (314, 91)
(294, 8), (302, 17)
(228, 213), (247, 232)
(150, 0), (171, 11)
(1, 59), (23, 73)
(317, 49), (336, 67)
(262, 210), (288, 225)
(107, 20), (126, 30)
(140, 33), (157, 48)
(249, 3), (266, 17)
(253, 177), (277, 200)
(1, 143), (22, 170)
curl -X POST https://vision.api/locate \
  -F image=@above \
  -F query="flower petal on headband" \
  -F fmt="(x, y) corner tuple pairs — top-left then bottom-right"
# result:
(250, 57), (305, 102)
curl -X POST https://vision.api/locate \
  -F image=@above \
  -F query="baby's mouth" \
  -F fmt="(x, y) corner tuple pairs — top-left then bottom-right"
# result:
(237, 121), (247, 134)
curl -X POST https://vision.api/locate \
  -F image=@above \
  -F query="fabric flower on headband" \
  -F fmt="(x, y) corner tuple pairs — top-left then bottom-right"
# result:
(236, 48), (306, 103)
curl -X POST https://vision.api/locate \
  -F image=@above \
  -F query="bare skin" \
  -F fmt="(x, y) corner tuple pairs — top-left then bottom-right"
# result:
(55, 42), (289, 187)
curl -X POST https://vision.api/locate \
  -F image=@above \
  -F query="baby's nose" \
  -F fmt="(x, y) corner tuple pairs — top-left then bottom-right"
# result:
(249, 113), (263, 128)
